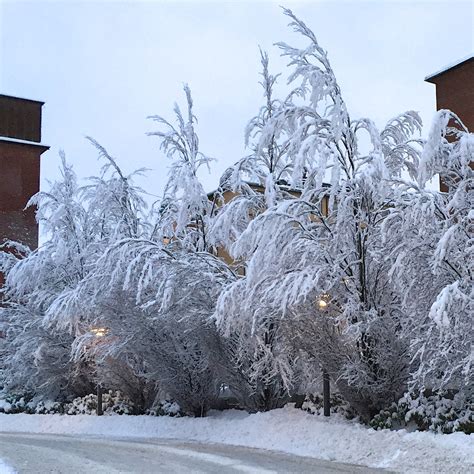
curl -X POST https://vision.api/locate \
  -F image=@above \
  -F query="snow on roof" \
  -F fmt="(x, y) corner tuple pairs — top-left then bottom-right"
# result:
(425, 55), (474, 82)
(0, 135), (49, 150)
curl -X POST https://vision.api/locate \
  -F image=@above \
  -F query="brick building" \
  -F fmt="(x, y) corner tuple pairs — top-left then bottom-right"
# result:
(425, 55), (474, 191)
(0, 95), (49, 251)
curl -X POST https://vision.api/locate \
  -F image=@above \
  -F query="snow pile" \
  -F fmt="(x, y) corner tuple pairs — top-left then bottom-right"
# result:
(0, 458), (15, 474)
(1, 406), (472, 472)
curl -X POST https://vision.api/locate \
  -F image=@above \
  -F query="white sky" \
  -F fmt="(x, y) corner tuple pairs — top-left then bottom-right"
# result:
(1, 0), (473, 198)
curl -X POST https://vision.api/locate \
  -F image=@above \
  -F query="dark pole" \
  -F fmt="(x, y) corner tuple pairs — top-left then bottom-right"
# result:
(97, 384), (103, 416)
(323, 369), (330, 417)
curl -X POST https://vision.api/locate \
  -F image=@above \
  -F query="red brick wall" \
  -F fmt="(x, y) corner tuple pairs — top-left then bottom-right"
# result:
(432, 60), (474, 132)
(0, 96), (47, 295)
(0, 141), (43, 249)
(427, 58), (474, 192)
(0, 95), (43, 143)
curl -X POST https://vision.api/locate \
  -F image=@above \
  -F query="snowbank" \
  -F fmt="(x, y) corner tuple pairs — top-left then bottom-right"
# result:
(0, 458), (15, 474)
(0, 407), (472, 472)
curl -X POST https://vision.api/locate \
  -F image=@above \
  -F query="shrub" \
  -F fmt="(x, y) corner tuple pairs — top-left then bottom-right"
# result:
(66, 391), (135, 415)
(370, 391), (474, 434)
(0, 390), (136, 415)
(301, 392), (357, 419)
(0, 392), (35, 414)
(147, 399), (182, 417)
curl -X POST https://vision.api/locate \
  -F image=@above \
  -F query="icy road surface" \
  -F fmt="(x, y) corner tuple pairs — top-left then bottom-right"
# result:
(0, 433), (389, 473)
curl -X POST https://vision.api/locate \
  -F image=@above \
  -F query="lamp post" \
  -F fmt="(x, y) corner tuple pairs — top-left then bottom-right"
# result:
(318, 294), (331, 417)
(96, 384), (103, 416)
(90, 327), (107, 416)
(322, 369), (330, 417)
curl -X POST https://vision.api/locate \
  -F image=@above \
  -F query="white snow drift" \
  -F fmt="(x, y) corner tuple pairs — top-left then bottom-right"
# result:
(0, 407), (472, 473)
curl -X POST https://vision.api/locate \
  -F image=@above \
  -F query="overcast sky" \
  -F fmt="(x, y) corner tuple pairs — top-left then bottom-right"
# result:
(1, 0), (473, 197)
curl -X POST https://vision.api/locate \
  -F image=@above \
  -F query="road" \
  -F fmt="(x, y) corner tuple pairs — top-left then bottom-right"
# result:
(0, 433), (390, 473)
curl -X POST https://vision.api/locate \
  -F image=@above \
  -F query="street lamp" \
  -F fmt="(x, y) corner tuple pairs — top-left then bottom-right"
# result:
(90, 327), (108, 416)
(317, 294), (331, 416)
(90, 327), (107, 337)
(318, 293), (330, 309)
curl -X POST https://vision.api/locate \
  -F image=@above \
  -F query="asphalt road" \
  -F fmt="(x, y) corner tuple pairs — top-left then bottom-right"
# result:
(0, 433), (390, 473)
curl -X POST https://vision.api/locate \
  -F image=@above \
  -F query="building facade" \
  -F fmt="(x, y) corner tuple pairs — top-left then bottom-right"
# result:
(425, 56), (474, 191)
(0, 95), (49, 251)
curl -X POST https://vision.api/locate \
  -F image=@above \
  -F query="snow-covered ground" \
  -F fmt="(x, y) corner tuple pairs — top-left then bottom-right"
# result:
(0, 406), (472, 473)
(0, 458), (15, 474)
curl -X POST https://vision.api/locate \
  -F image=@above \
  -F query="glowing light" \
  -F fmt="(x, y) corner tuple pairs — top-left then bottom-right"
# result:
(318, 299), (328, 308)
(90, 327), (107, 337)
(317, 293), (331, 310)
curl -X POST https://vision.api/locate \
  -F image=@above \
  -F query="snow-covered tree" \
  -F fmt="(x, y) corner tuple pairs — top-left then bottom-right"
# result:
(83, 137), (147, 241)
(210, 49), (307, 411)
(0, 155), (95, 399)
(211, 49), (293, 251)
(72, 239), (236, 416)
(385, 111), (473, 397)
(215, 8), (423, 418)
(148, 84), (214, 252)
(0, 141), (149, 402)
(55, 87), (240, 416)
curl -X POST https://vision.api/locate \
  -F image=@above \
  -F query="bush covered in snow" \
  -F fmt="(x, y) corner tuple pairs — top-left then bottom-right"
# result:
(0, 391), (136, 416)
(34, 400), (65, 415)
(147, 399), (182, 417)
(0, 392), (35, 414)
(301, 392), (357, 420)
(370, 391), (474, 434)
(66, 391), (135, 415)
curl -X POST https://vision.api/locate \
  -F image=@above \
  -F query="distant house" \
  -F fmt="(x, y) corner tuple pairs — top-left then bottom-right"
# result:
(208, 181), (330, 272)
(425, 55), (474, 191)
